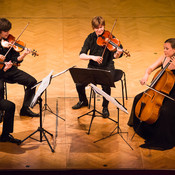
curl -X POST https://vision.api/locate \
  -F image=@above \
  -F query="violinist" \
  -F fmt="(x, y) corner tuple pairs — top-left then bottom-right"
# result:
(0, 86), (21, 144)
(72, 16), (123, 118)
(0, 18), (39, 117)
(128, 38), (175, 150)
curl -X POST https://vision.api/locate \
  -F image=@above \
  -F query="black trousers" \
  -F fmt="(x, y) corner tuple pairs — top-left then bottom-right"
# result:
(0, 66), (37, 108)
(0, 99), (15, 134)
(75, 62), (115, 108)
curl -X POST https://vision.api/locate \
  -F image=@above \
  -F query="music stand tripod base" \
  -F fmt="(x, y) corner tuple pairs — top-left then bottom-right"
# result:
(94, 107), (133, 150)
(20, 98), (55, 153)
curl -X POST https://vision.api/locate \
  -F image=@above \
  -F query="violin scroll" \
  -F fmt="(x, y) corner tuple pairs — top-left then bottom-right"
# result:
(31, 49), (39, 57)
(123, 49), (130, 57)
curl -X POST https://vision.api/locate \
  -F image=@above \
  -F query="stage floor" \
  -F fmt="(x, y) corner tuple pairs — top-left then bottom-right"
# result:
(0, 0), (175, 172)
(0, 97), (175, 170)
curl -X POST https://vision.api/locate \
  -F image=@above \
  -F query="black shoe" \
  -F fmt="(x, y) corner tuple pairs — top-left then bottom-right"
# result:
(72, 101), (88, 109)
(102, 107), (109, 118)
(0, 134), (21, 145)
(20, 107), (39, 117)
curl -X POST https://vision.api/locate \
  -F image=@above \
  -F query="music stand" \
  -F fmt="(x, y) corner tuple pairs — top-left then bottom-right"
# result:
(31, 67), (75, 121)
(90, 84), (133, 150)
(69, 67), (115, 134)
(20, 71), (55, 152)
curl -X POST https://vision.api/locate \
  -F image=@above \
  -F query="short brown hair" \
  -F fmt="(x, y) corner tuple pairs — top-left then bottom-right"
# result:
(0, 18), (12, 33)
(165, 38), (175, 49)
(91, 16), (105, 29)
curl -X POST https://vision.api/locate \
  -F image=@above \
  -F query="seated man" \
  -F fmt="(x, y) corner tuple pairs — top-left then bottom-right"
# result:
(72, 16), (123, 118)
(0, 98), (21, 144)
(0, 18), (39, 117)
(0, 61), (21, 144)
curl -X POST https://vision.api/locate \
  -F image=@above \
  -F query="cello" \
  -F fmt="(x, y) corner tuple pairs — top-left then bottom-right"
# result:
(135, 58), (175, 124)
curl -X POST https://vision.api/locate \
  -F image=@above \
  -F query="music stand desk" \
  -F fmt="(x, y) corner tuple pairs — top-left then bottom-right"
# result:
(69, 67), (115, 134)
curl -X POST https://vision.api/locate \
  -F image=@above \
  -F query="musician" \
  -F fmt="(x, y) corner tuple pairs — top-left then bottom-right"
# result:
(128, 38), (175, 150)
(0, 18), (39, 117)
(72, 16), (123, 118)
(0, 60), (21, 144)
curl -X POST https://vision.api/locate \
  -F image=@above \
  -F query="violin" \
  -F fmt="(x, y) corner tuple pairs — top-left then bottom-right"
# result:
(97, 30), (130, 57)
(1, 34), (39, 57)
(135, 59), (175, 124)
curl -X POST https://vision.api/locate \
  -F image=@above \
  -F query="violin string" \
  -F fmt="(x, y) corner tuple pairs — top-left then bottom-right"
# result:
(101, 19), (117, 59)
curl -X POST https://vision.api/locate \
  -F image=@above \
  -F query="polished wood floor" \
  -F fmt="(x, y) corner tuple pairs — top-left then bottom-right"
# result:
(1, 96), (175, 172)
(0, 0), (175, 173)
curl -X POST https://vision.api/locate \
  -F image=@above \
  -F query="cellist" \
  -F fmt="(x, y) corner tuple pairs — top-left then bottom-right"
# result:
(128, 38), (175, 150)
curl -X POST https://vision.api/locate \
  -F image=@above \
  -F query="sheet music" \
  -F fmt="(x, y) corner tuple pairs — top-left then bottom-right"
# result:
(30, 70), (53, 108)
(89, 83), (128, 114)
(31, 66), (76, 89)
(52, 66), (75, 78)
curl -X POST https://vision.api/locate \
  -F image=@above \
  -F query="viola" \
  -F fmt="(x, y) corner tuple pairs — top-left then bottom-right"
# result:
(135, 59), (175, 124)
(97, 30), (130, 57)
(1, 34), (39, 57)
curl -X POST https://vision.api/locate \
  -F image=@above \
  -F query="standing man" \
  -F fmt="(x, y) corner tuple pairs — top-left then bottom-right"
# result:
(72, 16), (123, 118)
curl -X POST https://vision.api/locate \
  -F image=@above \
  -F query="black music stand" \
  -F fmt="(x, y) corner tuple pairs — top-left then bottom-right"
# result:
(20, 71), (55, 152)
(69, 67), (115, 134)
(89, 84), (133, 150)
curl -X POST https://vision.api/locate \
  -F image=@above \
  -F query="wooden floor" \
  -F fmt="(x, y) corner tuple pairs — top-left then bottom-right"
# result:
(1, 97), (175, 173)
(0, 0), (175, 174)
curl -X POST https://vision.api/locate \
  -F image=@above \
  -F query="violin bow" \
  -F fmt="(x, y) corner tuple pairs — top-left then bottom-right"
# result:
(101, 19), (117, 59)
(4, 23), (30, 58)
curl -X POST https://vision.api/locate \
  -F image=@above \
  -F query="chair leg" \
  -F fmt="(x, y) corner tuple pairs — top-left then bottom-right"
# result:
(121, 80), (125, 107)
(0, 110), (4, 123)
(4, 82), (7, 100)
(4, 82), (26, 100)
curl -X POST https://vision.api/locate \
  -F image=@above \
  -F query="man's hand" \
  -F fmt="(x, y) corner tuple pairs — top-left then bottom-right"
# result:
(23, 48), (32, 55)
(3, 61), (13, 72)
(92, 56), (103, 64)
(0, 54), (5, 61)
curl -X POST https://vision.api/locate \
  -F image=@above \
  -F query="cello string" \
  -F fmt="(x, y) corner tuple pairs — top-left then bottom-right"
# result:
(149, 59), (172, 88)
(149, 55), (175, 88)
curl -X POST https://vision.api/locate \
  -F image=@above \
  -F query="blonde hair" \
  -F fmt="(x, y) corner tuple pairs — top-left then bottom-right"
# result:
(91, 16), (105, 29)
